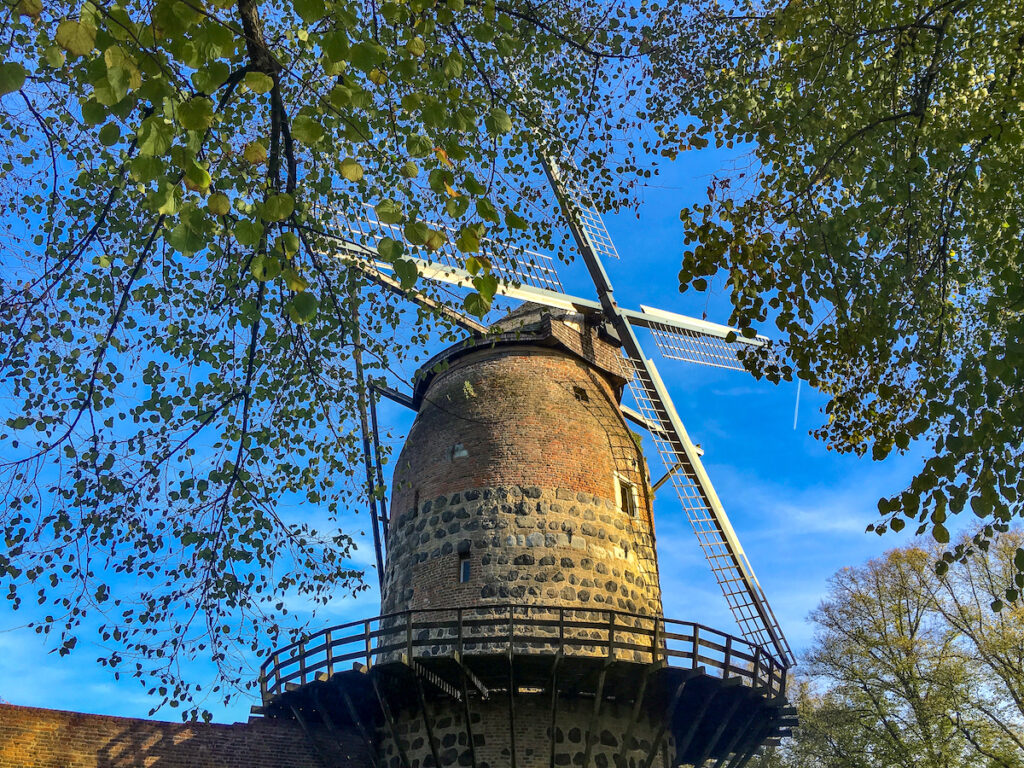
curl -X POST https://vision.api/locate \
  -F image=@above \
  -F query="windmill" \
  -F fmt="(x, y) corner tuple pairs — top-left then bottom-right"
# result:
(325, 152), (795, 671)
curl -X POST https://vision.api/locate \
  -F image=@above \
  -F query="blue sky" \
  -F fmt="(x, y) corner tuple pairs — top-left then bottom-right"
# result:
(0, 145), (928, 723)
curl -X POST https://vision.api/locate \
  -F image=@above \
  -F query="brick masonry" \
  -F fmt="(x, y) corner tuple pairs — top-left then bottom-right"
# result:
(0, 702), (369, 767)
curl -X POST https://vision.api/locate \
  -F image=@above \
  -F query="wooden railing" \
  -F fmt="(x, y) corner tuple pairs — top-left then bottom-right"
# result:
(259, 605), (788, 701)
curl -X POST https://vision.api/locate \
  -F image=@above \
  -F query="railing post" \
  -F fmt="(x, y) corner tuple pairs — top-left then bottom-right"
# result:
(406, 610), (414, 661)
(559, 606), (565, 650)
(274, 652), (281, 694)
(607, 611), (616, 660)
(259, 672), (267, 703)
(752, 646), (762, 688)
(298, 640), (307, 685)
(508, 604), (514, 655)
(723, 635), (733, 679)
(691, 625), (700, 669)
(457, 607), (464, 657)
(325, 630), (335, 678)
(364, 621), (372, 669)
(651, 617), (661, 664)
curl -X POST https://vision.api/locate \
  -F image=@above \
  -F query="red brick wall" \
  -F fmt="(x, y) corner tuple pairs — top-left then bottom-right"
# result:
(0, 703), (370, 767)
(390, 345), (650, 517)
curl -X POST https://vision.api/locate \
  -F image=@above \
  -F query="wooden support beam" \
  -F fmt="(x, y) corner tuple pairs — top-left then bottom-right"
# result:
(454, 652), (490, 699)
(581, 659), (611, 768)
(507, 653), (518, 768)
(711, 707), (761, 768)
(288, 702), (331, 768)
(315, 687), (379, 768)
(641, 674), (693, 768)
(548, 653), (562, 768)
(725, 719), (773, 768)
(335, 686), (380, 768)
(457, 657), (480, 768)
(690, 693), (745, 767)
(415, 676), (443, 768)
(673, 684), (721, 760)
(372, 676), (413, 768)
(623, 660), (671, 752)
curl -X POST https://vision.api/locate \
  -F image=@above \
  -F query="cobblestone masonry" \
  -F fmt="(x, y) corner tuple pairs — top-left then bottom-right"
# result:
(378, 695), (672, 768)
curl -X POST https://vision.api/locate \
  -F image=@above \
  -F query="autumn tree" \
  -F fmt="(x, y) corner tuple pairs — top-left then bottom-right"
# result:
(0, 0), (711, 716)
(674, 0), (1024, 587)
(771, 535), (1024, 768)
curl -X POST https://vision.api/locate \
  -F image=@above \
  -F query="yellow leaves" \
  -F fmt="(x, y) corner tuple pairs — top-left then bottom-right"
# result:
(243, 141), (267, 165)
(405, 37), (426, 57)
(433, 147), (452, 167)
(283, 268), (308, 293)
(444, 182), (460, 198)
(56, 20), (96, 57)
(340, 157), (364, 181)
(15, 0), (42, 18)
(368, 68), (388, 85)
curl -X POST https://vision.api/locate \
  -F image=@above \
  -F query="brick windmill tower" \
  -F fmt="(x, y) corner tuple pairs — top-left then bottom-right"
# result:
(255, 157), (797, 765)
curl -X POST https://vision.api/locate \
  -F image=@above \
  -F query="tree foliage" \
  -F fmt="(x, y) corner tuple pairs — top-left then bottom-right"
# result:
(772, 535), (1024, 768)
(676, 0), (1024, 588)
(0, 0), (706, 715)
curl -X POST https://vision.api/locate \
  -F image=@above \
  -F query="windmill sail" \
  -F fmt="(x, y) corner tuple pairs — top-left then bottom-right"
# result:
(539, 154), (796, 667)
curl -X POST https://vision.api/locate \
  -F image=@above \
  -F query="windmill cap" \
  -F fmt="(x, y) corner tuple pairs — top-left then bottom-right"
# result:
(410, 304), (631, 408)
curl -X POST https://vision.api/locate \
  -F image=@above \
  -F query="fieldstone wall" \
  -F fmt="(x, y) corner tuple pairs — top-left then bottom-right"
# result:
(378, 695), (672, 768)
(381, 485), (661, 620)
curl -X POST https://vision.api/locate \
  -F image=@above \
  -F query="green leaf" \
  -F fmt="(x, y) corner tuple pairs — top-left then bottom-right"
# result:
(340, 158), (364, 182)
(292, 0), (328, 22)
(463, 292), (491, 318)
(207, 193), (230, 216)
(933, 523), (950, 544)
(350, 41), (385, 72)
(393, 258), (418, 289)
(130, 156), (164, 183)
(476, 198), (499, 223)
(235, 219), (264, 247)
(43, 46), (66, 68)
(149, 181), (180, 215)
(1014, 548), (1024, 572)
(377, 237), (404, 261)
(55, 21), (97, 57)
(0, 62), (27, 96)
(400, 161), (419, 178)
(178, 98), (214, 131)
(250, 255), (282, 282)
(183, 159), (212, 193)
(98, 123), (121, 146)
(374, 199), (403, 224)
(456, 224), (483, 253)
(261, 193), (294, 222)
(244, 72), (275, 94)
(136, 116), (174, 157)
(288, 292), (318, 324)
(278, 232), (300, 256)
(291, 115), (324, 145)
(484, 107), (513, 135)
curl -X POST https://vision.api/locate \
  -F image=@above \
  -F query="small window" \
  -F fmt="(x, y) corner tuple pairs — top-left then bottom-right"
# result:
(459, 553), (471, 583)
(572, 386), (590, 402)
(618, 476), (638, 518)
